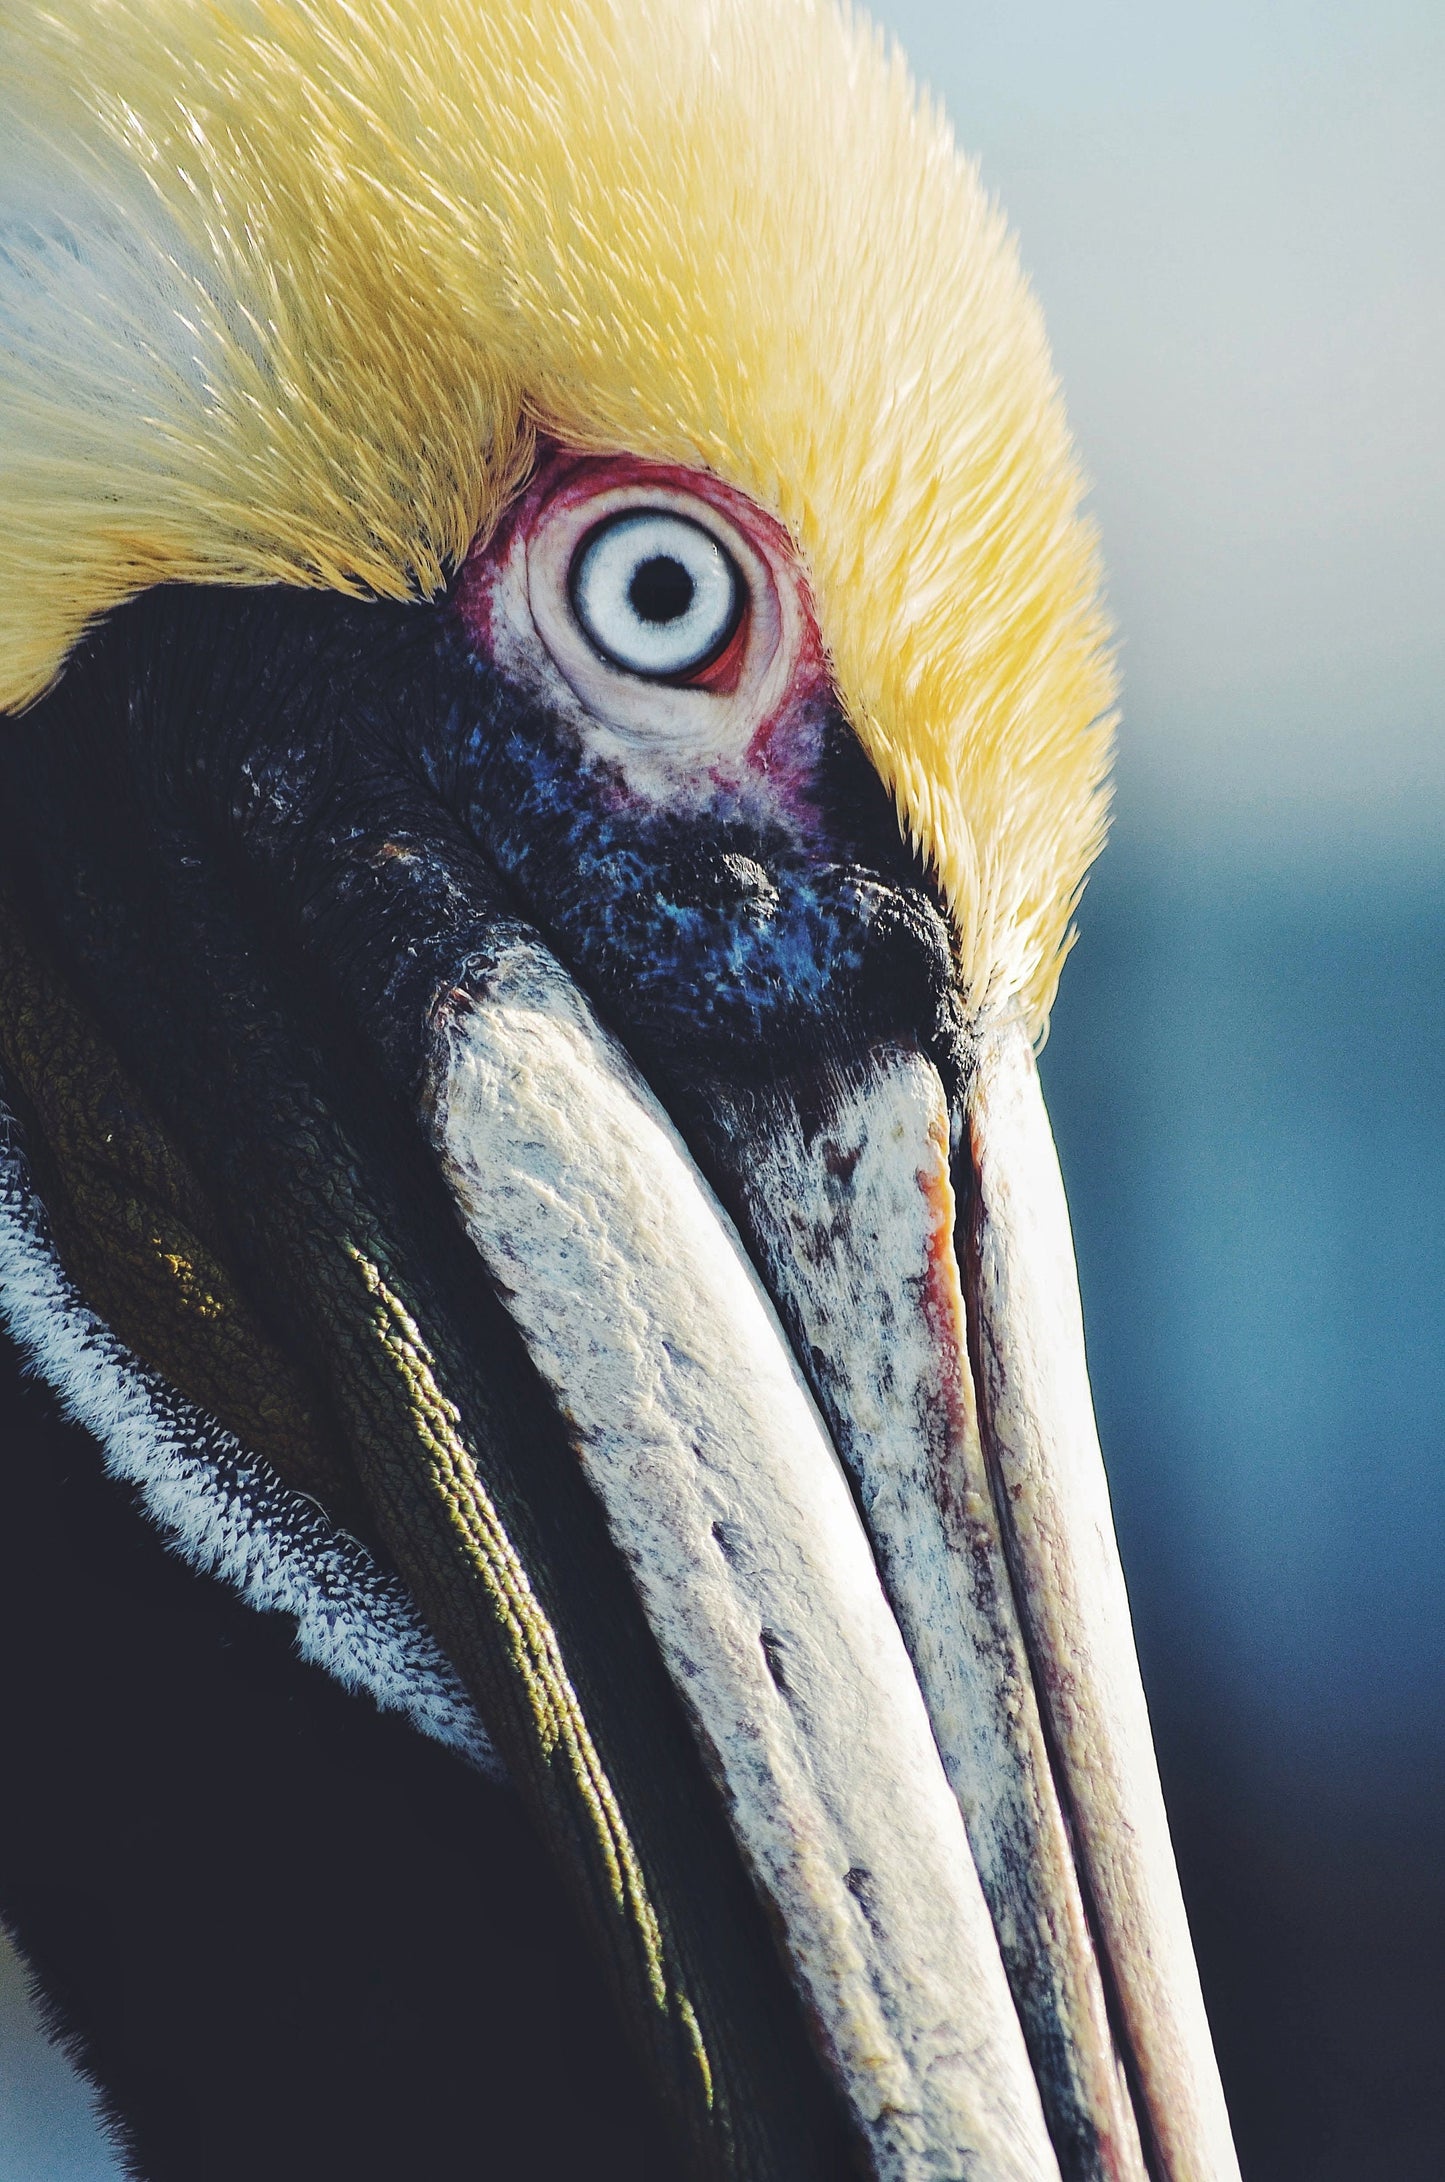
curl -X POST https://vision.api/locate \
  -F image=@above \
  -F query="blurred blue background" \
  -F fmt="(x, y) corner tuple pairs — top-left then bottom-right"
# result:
(2, 2), (1440, 2175)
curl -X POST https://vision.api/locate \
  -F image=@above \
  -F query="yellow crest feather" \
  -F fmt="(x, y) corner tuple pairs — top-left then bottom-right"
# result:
(0, 0), (1115, 1031)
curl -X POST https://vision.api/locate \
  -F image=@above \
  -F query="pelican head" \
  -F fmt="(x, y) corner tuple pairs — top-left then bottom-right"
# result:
(0, 4), (1238, 2178)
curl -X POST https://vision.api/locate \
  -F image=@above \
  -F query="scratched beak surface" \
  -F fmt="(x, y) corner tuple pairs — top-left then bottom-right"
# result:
(695, 1021), (1241, 2182)
(423, 928), (1240, 2182)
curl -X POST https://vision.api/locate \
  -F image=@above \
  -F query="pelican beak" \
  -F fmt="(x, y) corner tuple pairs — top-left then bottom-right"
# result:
(424, 945), (1240, 2182)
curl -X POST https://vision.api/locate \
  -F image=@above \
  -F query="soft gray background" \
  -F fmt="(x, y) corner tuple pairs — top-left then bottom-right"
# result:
(3, 2), (1441, 2175)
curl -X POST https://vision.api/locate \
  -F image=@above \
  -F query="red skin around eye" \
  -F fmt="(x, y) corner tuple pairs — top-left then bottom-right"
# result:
(686, 614), (748, 695)
(454, 435), (834, 808)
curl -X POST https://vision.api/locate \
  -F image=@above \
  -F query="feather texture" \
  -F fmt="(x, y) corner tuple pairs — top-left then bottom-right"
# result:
(0, 0), (1114, 1029)
(0, 1089), (501, 1774)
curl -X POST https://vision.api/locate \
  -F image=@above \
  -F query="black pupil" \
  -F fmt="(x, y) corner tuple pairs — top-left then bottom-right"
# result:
(628, 554), (695, 625)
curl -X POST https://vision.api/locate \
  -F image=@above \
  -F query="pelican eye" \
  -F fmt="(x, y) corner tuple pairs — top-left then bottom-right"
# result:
(568, 510), (743, 679)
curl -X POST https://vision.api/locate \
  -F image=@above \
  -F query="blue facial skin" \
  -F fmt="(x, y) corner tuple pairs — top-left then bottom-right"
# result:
(422, 635), (965, 1095)
(24, 581), (964, 1112)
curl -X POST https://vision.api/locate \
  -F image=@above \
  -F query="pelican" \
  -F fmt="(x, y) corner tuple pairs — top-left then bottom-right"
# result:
(0, 3), (1241, 2178)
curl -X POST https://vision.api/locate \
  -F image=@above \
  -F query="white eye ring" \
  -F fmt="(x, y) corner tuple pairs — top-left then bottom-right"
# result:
(568, 510), (742, 678)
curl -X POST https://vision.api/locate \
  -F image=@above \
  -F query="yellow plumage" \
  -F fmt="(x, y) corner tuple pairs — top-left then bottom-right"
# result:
(0, 0), (1114, 1031)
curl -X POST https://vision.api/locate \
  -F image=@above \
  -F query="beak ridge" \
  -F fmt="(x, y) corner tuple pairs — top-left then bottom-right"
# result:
(968, 1025), (1241, 2182)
